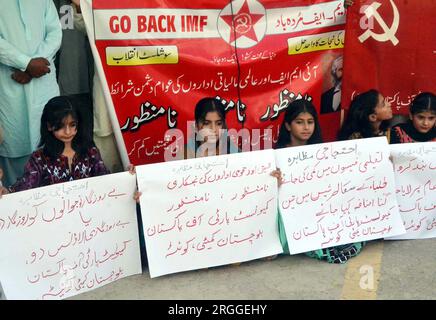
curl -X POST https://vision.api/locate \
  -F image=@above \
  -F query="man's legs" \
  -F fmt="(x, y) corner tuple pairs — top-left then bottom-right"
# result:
(94, 134), (123, 173)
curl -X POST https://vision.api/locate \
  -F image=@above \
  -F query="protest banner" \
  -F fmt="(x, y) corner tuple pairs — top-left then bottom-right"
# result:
(342, 0), (436, 113)
(275, 137), (406, 254)
(0, 172), (141, 300)
(387, 143), (436, 240)
(80, 0), (347, 166)
(136, 150), (282, 278)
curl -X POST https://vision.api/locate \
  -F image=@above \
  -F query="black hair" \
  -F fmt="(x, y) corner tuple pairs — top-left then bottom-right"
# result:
(409, 92), (436, 115)
(338, 89), (386, 140)
(276, 99), (323, 148)
(39, 96), (94, 159)
(193, 97), (231, 154)
(195, 97), (227, 129)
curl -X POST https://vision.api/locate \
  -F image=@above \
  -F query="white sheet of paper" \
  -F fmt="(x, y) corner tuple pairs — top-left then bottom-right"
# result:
(0, 172), (142, 300)
(136, 150), (283, 278)
(387, 143), (436, 240)
(275, 137), (406, 254)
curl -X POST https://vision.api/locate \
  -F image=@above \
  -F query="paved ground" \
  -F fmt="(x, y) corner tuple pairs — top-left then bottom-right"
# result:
(71, 238), (436, 300)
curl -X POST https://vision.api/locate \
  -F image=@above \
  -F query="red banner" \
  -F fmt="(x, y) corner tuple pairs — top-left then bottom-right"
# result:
(342, 0), (436, 113)
(87, 0), (347, 165)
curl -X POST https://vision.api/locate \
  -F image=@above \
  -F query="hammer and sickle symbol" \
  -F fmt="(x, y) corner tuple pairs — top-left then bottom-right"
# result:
(235, 14), (251, 34)
(358, 0), (400, 46)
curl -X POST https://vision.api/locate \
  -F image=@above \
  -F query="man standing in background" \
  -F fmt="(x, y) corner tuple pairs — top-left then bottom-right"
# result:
(0, 0), (62, 186)
(53, 0), (93, 96)
(69, 0), (123, 173)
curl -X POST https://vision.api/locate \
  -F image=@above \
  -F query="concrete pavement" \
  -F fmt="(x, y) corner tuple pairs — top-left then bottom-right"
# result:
(71, 238), (436, 300)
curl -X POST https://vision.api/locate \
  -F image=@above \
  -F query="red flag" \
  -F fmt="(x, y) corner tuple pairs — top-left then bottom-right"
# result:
(342, 0), (436, 114)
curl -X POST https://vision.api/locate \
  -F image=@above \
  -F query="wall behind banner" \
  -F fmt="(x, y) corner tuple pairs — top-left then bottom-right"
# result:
(85, 0), (347, 165)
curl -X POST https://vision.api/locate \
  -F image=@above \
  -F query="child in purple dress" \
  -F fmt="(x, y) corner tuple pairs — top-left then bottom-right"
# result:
(0, 96), (110, 195)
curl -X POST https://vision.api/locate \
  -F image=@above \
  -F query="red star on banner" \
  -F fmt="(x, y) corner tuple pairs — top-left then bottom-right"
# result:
(220, 0), (264, 44)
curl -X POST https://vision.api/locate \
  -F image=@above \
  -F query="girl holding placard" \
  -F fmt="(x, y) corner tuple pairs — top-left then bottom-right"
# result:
(273, 99), (365, 263)
(390, 92), (436, 143)
(0, 96), (110, 195)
